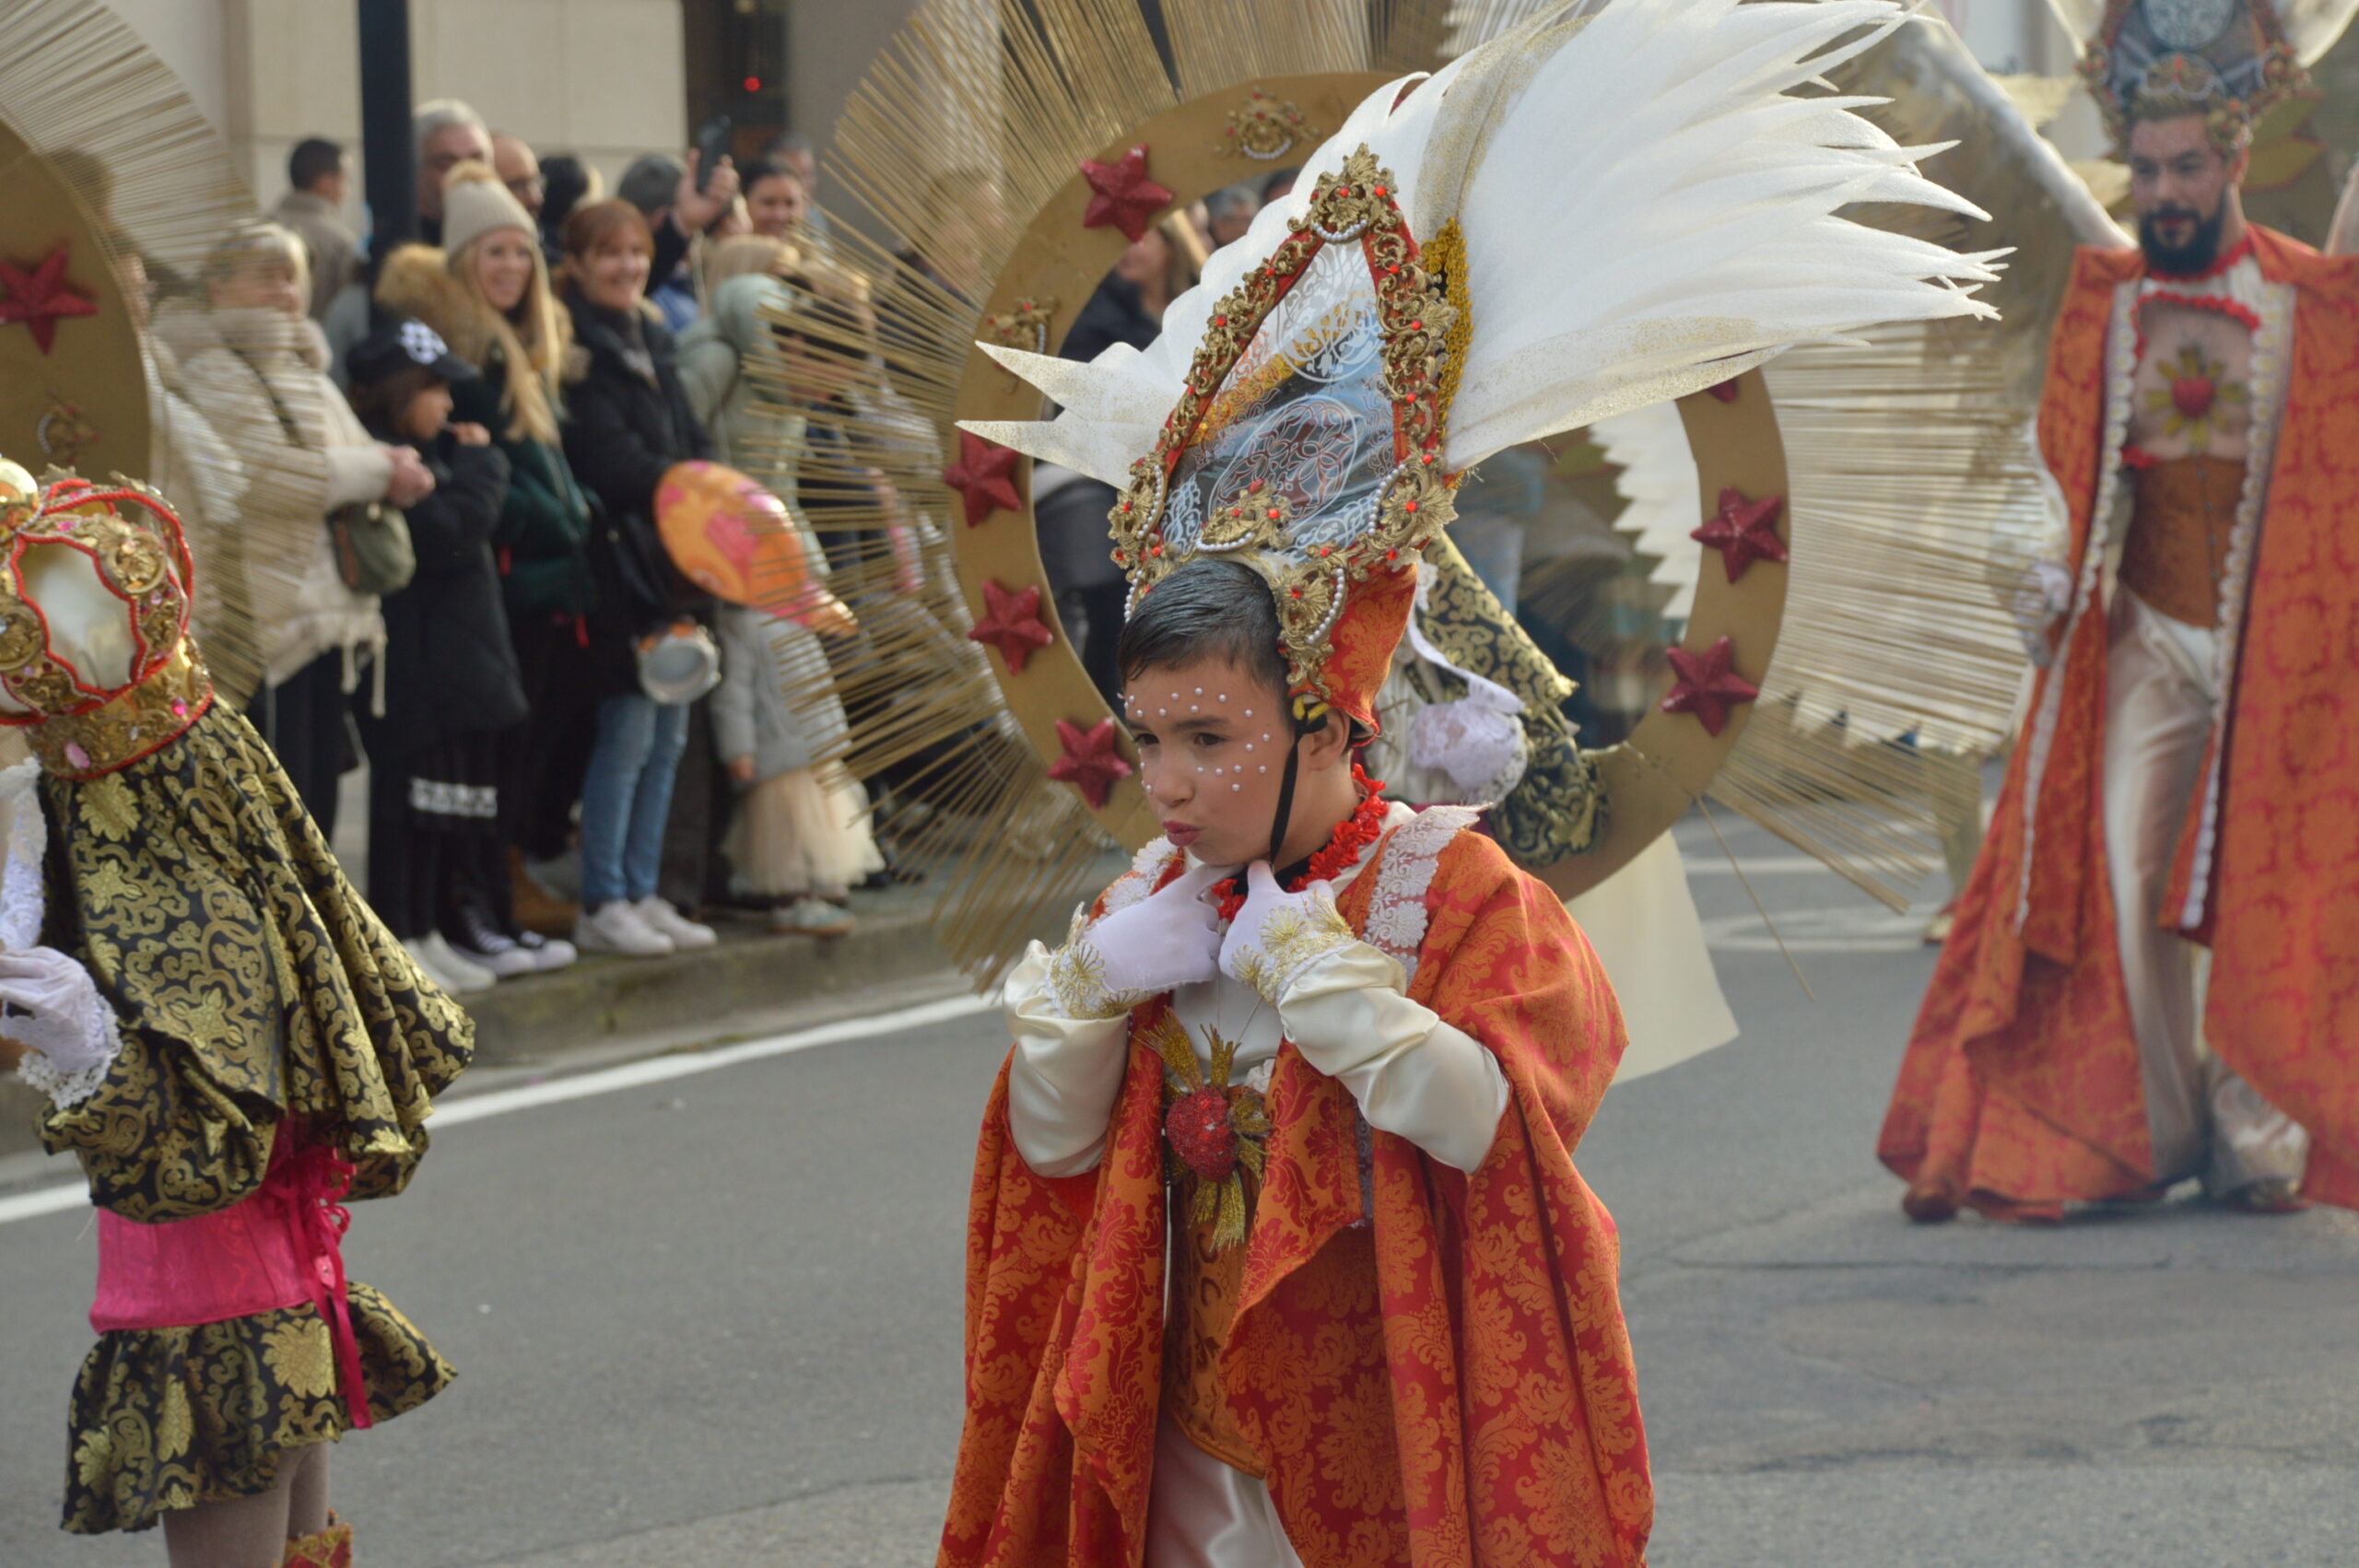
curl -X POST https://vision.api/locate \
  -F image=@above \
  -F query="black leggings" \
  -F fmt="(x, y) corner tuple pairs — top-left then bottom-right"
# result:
(505, 613), (601, 862)
(250, 651), (354, 840)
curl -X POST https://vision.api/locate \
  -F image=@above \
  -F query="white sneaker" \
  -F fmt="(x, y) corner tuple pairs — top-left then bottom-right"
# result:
(770, 896), (856, 937)
(408, 933), (497, 994)
(575, 900), (675, 957)
(448, 930), (540, 978)
(516, 930), (579, 971)
(635, 896), (719, 950)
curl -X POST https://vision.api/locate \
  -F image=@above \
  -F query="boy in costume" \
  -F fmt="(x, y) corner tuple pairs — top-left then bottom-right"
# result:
(965, 554), (1645, 1565)
(1881, 0), (2359, 1222)
(0, 459), (470, 1564)
(936, 2), (2002, 1559)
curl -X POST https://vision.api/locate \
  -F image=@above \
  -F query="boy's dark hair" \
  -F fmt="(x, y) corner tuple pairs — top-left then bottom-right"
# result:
(345, 364), (445, 435)
(288, 137), (344, 193)
(1115, 557), (1289, 700)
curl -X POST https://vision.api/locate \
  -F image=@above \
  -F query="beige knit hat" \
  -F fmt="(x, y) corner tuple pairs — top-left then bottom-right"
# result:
(440, 159), (534, 258)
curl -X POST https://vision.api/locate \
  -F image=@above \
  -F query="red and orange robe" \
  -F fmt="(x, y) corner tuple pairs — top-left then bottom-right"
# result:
(1881, 227), (2359, 1217)
(941, 809), (1651, 1567)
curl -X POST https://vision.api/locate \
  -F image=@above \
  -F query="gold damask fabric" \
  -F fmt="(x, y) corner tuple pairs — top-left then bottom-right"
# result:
(1416, 533), (1605, 864)
(35, 706), (473, 1219)
(62, 1281), (453, 1534)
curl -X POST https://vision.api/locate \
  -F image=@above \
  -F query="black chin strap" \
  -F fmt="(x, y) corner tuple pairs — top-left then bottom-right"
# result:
(1266, 731), (1304, 869)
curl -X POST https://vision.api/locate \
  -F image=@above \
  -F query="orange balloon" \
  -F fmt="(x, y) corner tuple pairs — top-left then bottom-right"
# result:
(654, 461), (854, 636)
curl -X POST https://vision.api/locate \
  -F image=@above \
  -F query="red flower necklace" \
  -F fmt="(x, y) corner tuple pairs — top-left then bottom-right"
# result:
(1211, 764), (1388, 922)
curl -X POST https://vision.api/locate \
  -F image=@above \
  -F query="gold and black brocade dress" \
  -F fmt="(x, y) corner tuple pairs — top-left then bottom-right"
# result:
(31, 706), (474, 1534)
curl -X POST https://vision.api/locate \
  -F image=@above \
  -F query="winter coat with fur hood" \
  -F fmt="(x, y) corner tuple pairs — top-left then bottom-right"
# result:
(158, 301), (390, 692)
(374, 244), (597, 624)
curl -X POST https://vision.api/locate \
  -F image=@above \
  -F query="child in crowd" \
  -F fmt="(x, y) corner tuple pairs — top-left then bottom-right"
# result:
(344, 320), (531, 995)
(682, 267), (886, 934)
(710, 596), (878, 934)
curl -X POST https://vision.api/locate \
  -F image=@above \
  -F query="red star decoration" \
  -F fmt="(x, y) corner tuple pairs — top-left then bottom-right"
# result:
(0, 241), (98, 356)
(1690, 486), (1787, 581)
(1079, 144), (1173, 243)
(967, 579), (1054, 674)
(1659, 636), (1760, 738)
(943, 430), (1023, 528)
(1049, 717), (1133, 809)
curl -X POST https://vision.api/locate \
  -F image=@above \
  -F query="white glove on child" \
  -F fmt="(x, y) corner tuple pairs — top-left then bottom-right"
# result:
(1044, 860), (1229, 1018)
(1, 946), (120, 1108)
(1218, 862), (1357, 1002)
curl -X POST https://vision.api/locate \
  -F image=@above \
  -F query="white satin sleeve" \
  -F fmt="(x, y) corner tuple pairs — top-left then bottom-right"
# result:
(1003, 940), (1133, 1179)
(1276, 940), (1510, 1176)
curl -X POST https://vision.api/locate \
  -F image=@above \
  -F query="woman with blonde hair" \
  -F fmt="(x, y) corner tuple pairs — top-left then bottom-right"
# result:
(377, 160), (593, 978)
(162, 220), (429, 833)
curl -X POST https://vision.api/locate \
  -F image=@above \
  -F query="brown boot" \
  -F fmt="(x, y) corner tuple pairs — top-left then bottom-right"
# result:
(284, 1514), (353, 1568)
(510, 846), (579, 936)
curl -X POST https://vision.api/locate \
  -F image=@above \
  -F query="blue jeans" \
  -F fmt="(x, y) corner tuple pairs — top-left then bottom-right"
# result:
(580, 694), (689, 907)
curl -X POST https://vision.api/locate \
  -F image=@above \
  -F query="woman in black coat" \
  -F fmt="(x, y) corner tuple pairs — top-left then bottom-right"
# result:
(556, 199), (721, 959)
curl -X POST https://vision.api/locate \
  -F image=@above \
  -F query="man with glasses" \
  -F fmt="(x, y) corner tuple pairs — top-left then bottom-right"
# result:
(492, 131), (546, 221)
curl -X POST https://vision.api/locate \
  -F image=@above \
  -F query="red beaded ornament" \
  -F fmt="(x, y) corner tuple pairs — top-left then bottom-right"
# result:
(1212, 764), (1388, 921)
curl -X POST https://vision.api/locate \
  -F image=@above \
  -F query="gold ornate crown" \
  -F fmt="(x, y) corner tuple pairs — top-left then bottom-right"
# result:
(2080, 0), (2305, 155)
(0, 458), (212, 778)
(1108, 146), (1461, 731)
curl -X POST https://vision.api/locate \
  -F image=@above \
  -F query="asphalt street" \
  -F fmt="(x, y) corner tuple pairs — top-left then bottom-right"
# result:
(4, 813), (2355, 1567)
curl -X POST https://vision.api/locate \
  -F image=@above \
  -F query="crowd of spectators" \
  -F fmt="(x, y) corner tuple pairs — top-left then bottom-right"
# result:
(158, 99), (872, 998)
(161, 104), (1302, 997)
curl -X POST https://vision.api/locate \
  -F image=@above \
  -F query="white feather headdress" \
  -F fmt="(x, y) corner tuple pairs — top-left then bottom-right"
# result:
(968, 0), (2001, 492)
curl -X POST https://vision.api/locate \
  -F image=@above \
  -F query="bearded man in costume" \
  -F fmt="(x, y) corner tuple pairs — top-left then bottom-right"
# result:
(1881, 0), (2359, 1222)
(930, 0), (2002, 1562)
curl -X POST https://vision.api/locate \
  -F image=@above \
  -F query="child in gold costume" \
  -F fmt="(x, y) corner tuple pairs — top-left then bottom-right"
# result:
(0, 458), (471, 1566)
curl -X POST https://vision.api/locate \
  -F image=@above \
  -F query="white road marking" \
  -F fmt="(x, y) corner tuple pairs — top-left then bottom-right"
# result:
(0, 991), (997, 1229)
(1681, 857), (1840, 876)
(1701, 907), (1932, 954)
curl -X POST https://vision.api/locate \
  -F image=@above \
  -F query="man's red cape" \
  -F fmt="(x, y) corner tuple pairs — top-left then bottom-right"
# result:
(1880, 227), (2359, 1216)
(938, 824), (1651, 1566)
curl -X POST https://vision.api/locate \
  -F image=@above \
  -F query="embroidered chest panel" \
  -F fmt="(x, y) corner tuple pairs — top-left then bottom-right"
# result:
(2129, 293), (2256, 462)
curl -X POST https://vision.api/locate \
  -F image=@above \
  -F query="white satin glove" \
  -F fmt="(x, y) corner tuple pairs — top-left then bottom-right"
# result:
(1217, 863), (1510, 1172)
(1044, 860), (1228, 1018)
(1218, 862), (1357, 1003)
(2012, 559), (2076, 665)
(1, 947), (120, 1107)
